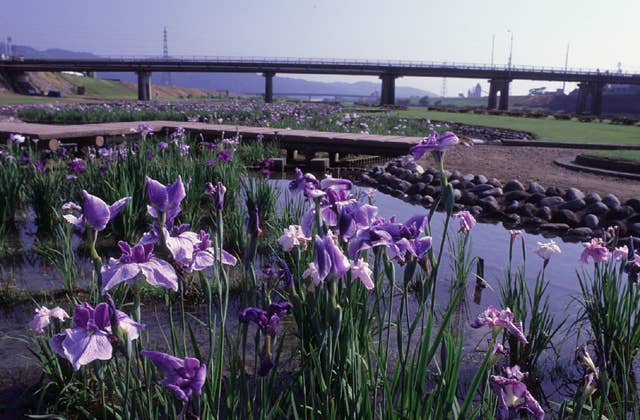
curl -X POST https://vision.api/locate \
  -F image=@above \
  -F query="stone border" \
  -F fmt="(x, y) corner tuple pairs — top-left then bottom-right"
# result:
(358, 157), (640, 244)
(553, 157), (640, 181)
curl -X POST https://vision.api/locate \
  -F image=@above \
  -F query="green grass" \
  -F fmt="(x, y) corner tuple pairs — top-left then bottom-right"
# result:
(60, 74), (137, 99)
(589, 149), (640, 161)
(392, 108), (640, 145)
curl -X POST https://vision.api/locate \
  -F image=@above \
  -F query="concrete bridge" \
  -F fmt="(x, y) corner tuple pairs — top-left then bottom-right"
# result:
(2, 56), (640, 115)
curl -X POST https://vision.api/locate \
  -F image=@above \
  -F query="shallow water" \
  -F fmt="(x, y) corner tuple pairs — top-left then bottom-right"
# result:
(0, 176), (597, 409)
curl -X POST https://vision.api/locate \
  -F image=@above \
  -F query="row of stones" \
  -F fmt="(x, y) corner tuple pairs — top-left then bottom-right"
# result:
(358, 157), (640, 242)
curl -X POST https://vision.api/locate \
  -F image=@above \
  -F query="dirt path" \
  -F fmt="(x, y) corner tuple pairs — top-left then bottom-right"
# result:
(419, 144), (640, 202)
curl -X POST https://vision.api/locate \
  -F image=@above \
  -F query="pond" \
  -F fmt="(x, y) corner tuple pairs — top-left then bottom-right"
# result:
(0, 176), (596, 410)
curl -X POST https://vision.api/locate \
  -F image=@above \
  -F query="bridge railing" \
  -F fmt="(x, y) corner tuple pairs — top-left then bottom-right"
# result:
(9, 55), (640, 78)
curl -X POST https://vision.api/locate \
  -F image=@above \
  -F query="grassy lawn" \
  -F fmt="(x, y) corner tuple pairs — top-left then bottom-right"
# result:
(589, 150), (640, 161)
(61, 74), (137, 99)
(391, 108), (640, 145)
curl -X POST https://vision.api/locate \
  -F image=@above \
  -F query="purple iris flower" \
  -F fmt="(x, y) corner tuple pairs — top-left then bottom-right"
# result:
(157, 141), (169, 150)
(471, 306), (528, 344)
(165, 228), (237, 272)
(136, 122), (154, 137)
(455, 210), (477, 234)
(18, 156), (30, 165)
(101, 241), (179, 294)
(63, 190), (131, 232)
(49, 303), (112, 370)
(288, 168), (320, 197)
(300, 183), (376, 240)
(204, 181), (226, 211)
(239, 302), (292, 376)
(146, 176), (186, 223)
(49, 302), (142, 371)
(490, 375), (544, 420)
(580, 238), (611, 264)
(140, 350), (206, 402)
(304, 235), (351, 288)
(348, 215), (431, 263)
(68, 158), (86, 173)
(408, 131), (459, 161)
(258, 158), (274, 177)
(33, 160), (46, 171)
(239, 302), (293, 337)
(216, 149), (233, 162)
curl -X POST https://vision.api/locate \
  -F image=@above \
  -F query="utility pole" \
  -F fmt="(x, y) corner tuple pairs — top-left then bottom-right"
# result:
(162, 27), (171, 86)
(562, 43), (569, 93)
(507, 30), (513, 70)
(491, 34), (495, 66)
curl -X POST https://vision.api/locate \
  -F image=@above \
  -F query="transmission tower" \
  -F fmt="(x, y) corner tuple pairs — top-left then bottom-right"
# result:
(441, 77), (447, 98)
(162, 27), (171, 86)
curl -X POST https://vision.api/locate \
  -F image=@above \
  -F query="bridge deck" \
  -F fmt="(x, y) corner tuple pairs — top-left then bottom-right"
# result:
(0, 121), (423, 156)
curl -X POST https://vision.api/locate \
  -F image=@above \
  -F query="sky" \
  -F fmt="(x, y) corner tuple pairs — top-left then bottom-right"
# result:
(1, 0), (639, 96)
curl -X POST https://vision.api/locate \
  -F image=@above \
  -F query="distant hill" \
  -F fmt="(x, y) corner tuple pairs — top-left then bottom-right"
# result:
(1, 43), (437, 98)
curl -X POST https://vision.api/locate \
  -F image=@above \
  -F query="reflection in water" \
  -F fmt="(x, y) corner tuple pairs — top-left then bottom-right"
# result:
(0, 177), (593, 405)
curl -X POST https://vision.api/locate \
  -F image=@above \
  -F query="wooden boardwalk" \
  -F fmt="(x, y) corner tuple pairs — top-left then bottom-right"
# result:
(0, 121), (422, 158)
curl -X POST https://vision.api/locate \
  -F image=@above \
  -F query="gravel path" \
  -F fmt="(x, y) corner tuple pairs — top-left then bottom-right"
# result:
(419, 144), (640, 202)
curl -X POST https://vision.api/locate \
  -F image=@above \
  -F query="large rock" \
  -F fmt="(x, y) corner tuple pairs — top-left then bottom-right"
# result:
(528, 182), (545, 194)
(474, 174), (488, 184)
(539, 223), (571, 231)
(565, 187), (585, 201)
(459, 191), (477, 206)
(629, 222), (640, 236)
(584, 192), (602, 205)
(478, 196), (500, 213)
(470, 183), (495, 193)
(545, 186), (564, 197)
(526, 193), (546, 204)
(602, 193), (621, 208)
(625, 198), (640, 212)
(449, 170), (463, 181)
(504, 200), (520, 213)
(518, 203), (537, 217)
(536, 206), (552, 221)
(422, 185), (438, 197)
(552, 209), (580, 226)
(565, 227), (594, 241)
(560, 199), (586, 212)
(479, 187), (503, 198)
(606, 205), (635, 220)
(420, 173), (434, 184)
(539, 196), (565, 207)
(406, 182), (426, 195)
(582, 214), (600, 229)
(586, 202), (609, 216)
(503, 179), (525, 192)
(504, 190), (530, 202)
(421, 195), (434, 206)
(488, 178), (503, 188)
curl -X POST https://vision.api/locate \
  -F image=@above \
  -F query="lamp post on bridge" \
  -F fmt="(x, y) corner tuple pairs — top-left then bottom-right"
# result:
(507, 29), (513, 70)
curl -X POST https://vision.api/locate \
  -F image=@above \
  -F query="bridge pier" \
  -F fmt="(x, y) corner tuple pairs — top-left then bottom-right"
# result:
(487, 79), (510, 110)
(264, 71), (275, 103)
(380, 74), (397, 106)
(576, 81), (604, 115)
(137, 71), (152, 101)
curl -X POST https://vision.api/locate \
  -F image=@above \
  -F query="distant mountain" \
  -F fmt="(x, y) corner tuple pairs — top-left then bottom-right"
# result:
(2, 43), (437, 98)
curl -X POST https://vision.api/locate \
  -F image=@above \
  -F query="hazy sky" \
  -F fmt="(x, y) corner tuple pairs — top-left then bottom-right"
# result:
(2, 0), (638, 96)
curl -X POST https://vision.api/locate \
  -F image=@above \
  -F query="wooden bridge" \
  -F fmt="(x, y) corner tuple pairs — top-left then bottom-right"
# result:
(0, 121), (422, 164)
